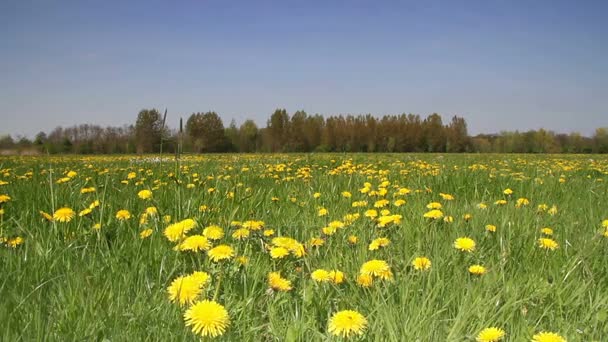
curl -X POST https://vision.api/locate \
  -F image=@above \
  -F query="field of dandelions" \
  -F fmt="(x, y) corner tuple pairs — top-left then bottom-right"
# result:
(1, 154), (608, 341)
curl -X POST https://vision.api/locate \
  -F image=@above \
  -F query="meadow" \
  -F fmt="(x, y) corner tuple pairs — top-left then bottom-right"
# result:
(1, 153), (607, 341)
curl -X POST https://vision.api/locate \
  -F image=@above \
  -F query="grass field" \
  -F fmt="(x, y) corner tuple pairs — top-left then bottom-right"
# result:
(1, 154), (607, 341)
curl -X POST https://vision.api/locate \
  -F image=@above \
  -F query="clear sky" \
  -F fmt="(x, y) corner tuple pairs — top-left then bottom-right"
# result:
(1, 0), (607, 138)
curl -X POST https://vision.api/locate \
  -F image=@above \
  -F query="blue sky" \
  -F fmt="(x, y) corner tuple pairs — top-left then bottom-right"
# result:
(1, 0), (607, 138)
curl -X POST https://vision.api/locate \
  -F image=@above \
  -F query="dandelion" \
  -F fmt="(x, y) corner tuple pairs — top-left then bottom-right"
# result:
(360, 259), (392, 280)
(503, 188), (513, 195)
(541, 227), (553, 235)
(454, 237), (476, 252)
(311, 269), (331, 282)
(167, 272), (209, 306)
(423, 209), (444, 220)
(270, 246), (289, 259)
(538, 238), (559, 251)
(476, 327), (506, 342)
(40, 210), (53, 221)
(329, 270), (345, 284)
(137, 189), (152, 200)
(79, 208), (92, 217)
(469, 264), (486, 276)
(164, 219), (197, 242)
(368, 237), (390, 251)
(364, 209), (378, 219)
(328, 310), (368, 338)
(531, 331), (566, 342)
(7, 236), (24, 248)
(394, 199), (406, 207)
(348, 235), (358, 244)
(412, 257), (432, 271)
(53, 207), (75, 223)
(426, 202), (442, 209)
(356, 274), (373, 287)
(180, 235), (211, 252)
(268, 272), (292, 291)
(203, 225), (225, 240)
(139, 228), (153, 239)
(318, 207), (328, 216)
(208, 245), (235, 262)
(115, 209), (131, 221)
(232, 228), (250, 240)
(485, 224), (497, 232)
(184, 300), (230, 338)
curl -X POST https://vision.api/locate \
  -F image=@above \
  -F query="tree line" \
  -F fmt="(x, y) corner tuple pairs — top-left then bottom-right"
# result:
(1, 108), (607, 154)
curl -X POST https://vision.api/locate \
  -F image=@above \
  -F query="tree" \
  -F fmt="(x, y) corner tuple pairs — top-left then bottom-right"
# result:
(593, 127), (608, 153)
(186, 112), (228, 153)
(135, 109), (164, 153)
(238, 120), (259, 152)
(267, 109), (290, 152)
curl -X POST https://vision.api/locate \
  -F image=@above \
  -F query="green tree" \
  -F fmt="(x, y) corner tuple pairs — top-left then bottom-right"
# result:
(186, 112), (228, 153)
(134, 109), (164, 153)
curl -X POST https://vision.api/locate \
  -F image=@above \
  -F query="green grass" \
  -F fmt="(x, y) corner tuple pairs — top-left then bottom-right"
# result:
(1, 153), (607, 341)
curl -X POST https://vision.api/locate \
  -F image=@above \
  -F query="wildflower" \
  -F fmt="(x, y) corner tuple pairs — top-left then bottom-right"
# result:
(318, 207), (328, 216)
(180, 235), (211, 252)
(443, 215), (454, 223)
(313, 192), (321, 198)
(356, 274), (373, 287)
(137, 189), (152, 200)
(463, 213), (473, 221)
(538, 238), (559, 251)
(40, 210), (53, 221)
(145, 206), (157, 216)
(412, 257), (431, 271)
(394, 199), (406, 207)
(477, 203), (487, 209)
(309, 237), (325, 247)
(476, 327), (506, 342)
(440, 193), (454, 200)
(7, 237), (24, 248)
(423, 208), (444, 220)
(329, 270), (345, 284)
(541, 227), (553, 235)
(516, 198), (530, 208)
(203, 225), (224, 240)
(184, 300), (230, 338)
(242, 220), (264, 231)
(208, 245), (235, 262)
(167, 272), (209, 306)
(341, 191), (352, 198)
(139, 228), (153, 239)
(163, 219), (197, 242)
(53, 207), (75, 223)
(454, 237), (476, 252)
(374, 199), (389, 208)
(268, 272), (292, 291)
(79, 208), (92, 217)
(232, 228), (250, 240)
(360, 260), (392, 280)
(368, 237), (390, 251)
(548, 205), (558, 216)
(263, 229), (275, 237)
(115, 209), (131, 221)
(494, 199), (507, 205)
(503, 188), (513, 195)
(364, 209), (378, 219)
(426, 202), (442, 209)
(531, 331), (566, 342)
(270, 246), (290, 259)
(469, 265), (486, 275)
(485, 224), (497, 232)
(328, 310), (368, 338)
(311, 269), (331, 282)
(348, 235), (358, 244)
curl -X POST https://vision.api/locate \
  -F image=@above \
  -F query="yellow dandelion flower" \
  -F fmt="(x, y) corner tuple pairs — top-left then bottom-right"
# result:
(348, 235), (358, 244)
(167, 273), (208, 306)
(318, 207), (328, 216)
(263, 229), (275, 237)
(485, 224), (497, 232)
(184, 300), (230, 338)
(329, 270), (345, 284)
(137, 189), (152, 200)
(40, 210), (53, 221)
(423, 209), (444, 220)
(180, 235), (211, 252)
(115, 209), (131, 221)
(139, 228), (153, 239)
(454, 237), (476, 252)
(368, 237), (390, 251)
(469, 264), (486, 275)
(356, 273), (373, 287)
(503, 188), (513, 195)
(311, 269), (331, 282)
(541, 227), (553, 235)
(426, 202), (442, 209)
(328, 310), (368, 338)
(360, 259), (392, 280)
(270, 246), (290, 259)
(53, 207), (75, 223)
(163, 219), (197, 242)
(203, 225), (224, 240)
(8, 236), (24, 248)
(412, 257), (431, 271)
(364, 209), (378, 219)
(79, 208), (92, 217)
(0, 194), (11, 203)
(538, 238), (559, 251)
(476, 327), (506, 342)
(394, 199), (406, 207)
(531, 331), (566, 342)
(208, 245), (234, 262)
(232, 228), (250, 240)
(268, 271), (292, 291)
(309, 237), (325, 247)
